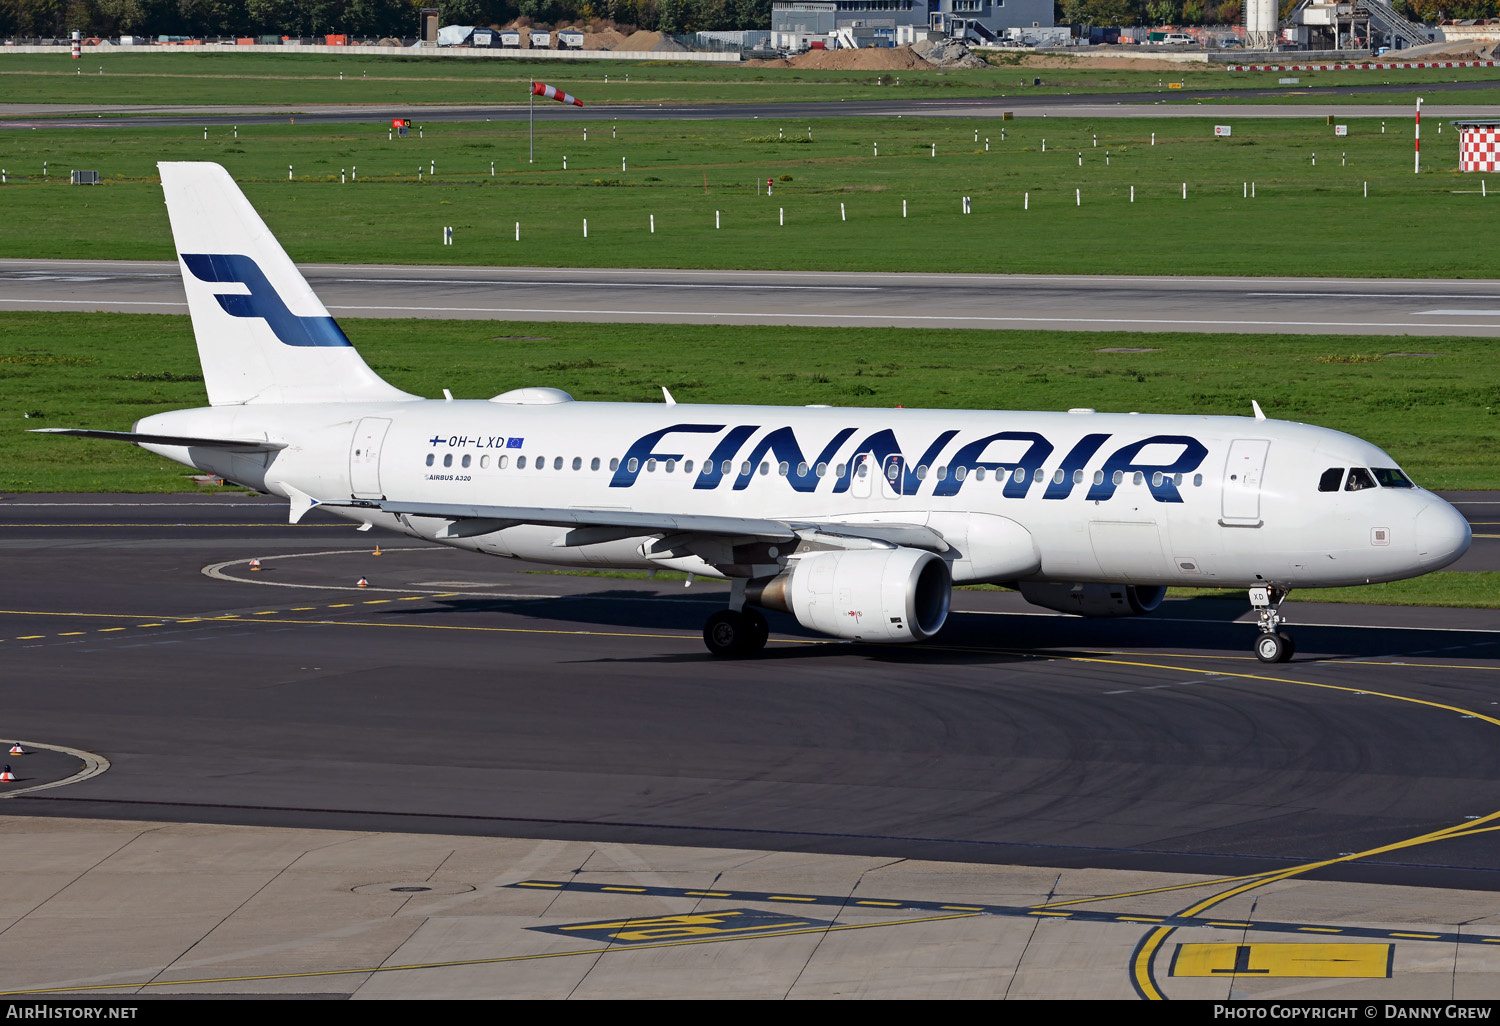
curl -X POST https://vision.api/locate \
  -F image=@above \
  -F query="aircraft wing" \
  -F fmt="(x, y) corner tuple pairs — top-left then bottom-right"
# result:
(29, 428), (288, 452)
(325, 498), (949, 553)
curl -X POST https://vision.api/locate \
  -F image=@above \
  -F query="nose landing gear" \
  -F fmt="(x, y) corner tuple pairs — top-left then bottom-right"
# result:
(1250, 585), (1295, 662)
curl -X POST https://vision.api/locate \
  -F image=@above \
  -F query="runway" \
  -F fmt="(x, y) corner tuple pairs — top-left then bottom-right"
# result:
(11, 258), (1500, 336)
(9, 90), (1500, 129)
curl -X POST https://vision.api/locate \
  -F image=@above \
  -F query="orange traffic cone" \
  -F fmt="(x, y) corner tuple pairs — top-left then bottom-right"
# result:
(0, 766), (14, 782)
(372, 545), (381, 556)
(249, 558), (262, 571)
(357, 577), (369, 587)
(8, 743), (23, 755)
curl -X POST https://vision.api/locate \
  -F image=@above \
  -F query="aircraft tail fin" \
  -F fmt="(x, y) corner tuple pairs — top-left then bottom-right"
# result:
(158, 162), (416, 406)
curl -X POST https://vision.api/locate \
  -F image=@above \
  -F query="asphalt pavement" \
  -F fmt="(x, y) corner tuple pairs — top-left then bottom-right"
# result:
(12, 259), (1500, 336)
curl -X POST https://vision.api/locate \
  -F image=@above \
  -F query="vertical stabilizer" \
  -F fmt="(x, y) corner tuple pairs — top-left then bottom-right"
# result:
(159, 162), (416, 406)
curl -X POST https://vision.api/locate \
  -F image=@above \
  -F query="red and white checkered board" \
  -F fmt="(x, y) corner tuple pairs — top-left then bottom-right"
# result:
(1461, 127), (1500, 172)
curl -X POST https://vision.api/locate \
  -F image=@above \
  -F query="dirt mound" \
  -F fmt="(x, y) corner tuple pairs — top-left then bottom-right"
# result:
(586, 27), (627, 49)
(614, 30), (665, 51)
(781, 46), (935, 70)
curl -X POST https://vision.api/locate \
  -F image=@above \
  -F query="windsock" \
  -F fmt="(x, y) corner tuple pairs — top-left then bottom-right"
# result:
(532, 81), (583, 108)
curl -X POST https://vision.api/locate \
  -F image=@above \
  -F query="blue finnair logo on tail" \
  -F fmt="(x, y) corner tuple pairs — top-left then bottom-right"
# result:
(181, 253), (351, 348)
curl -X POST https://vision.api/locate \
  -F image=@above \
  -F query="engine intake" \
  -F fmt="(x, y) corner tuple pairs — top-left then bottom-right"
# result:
(1017, 582), (1167, 618)
(748, 547), (951, 643)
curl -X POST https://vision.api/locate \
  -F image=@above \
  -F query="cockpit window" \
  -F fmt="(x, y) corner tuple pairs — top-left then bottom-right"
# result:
(1318, 468), (1344, 492)
(1373, 467), (1413, 488)
(1345, 467), (1376, 491)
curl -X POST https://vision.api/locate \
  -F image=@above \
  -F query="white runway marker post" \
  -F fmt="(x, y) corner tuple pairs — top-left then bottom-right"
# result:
(931, 143), (936, 157)
(1024, 192), (1029, 210)
(779, 207), (784, 226)
(515, 222), (520, 241)
(903, 199), (907, 217)
(1182, 182), (1186, 199)
(583, 219), (588, 237)
(716, 210), (720, 228)
(841, 202), (846, 221)
(1075, 188), (1080, 206)
(1131, 185), (1135, 202)
(650, 214), (655, 233)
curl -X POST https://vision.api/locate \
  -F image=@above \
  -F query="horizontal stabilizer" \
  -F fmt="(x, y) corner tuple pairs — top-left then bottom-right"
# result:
(29, 428), (287, 452)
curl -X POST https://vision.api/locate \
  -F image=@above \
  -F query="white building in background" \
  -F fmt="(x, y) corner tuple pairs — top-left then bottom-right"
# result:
(771, 0), (1055, 51)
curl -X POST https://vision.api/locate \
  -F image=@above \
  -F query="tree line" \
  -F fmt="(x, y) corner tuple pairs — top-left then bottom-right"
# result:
(0, 0), (774, 38)
(4, 0), (1451, 40)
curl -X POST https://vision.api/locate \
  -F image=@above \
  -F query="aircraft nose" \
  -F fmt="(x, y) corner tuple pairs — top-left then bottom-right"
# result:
(1415, 498), (1471, 568)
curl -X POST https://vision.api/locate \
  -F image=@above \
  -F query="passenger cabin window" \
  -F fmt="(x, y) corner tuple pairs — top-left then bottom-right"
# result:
(517, 456), (527, 469)
(1346, 467), (1376, 491)
(425, 454), (434, 466)
(1374, 467), (1414, 488)
(1319, 468), (1345, 492)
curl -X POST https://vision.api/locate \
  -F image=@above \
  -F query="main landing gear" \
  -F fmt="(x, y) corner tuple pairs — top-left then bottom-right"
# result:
(1250, 585), (1295, 663)
(703, 580), (769, 658)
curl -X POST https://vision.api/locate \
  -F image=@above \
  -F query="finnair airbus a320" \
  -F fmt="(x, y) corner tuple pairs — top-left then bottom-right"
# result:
(40, 163), (1472, 661)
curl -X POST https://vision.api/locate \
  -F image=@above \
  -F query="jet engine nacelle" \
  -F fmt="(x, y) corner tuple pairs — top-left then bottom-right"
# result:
(749, 547), (951, 643)
(1018, 581), (1167, 618)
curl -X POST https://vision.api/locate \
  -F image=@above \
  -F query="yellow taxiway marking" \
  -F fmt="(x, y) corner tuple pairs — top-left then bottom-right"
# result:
(0, 910), (980, 996)
(1171, 943), (1391, 979)
(1103, 652), (1500, 1001)
(684, 891), (731, 898)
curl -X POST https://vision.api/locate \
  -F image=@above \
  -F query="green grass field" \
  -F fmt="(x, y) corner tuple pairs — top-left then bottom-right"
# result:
(3, 51), (1499, 107)
(1167, 572), (1500, 607)
(3, 116), (1500, 275)
(3, 310), (1495, 491)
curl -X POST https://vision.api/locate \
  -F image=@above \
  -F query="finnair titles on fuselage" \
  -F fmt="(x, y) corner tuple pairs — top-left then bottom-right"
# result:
(38, 163), (1472, 661)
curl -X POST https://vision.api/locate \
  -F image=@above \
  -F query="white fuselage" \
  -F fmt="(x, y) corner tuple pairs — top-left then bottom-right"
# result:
(135, 397), (1472, 590)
